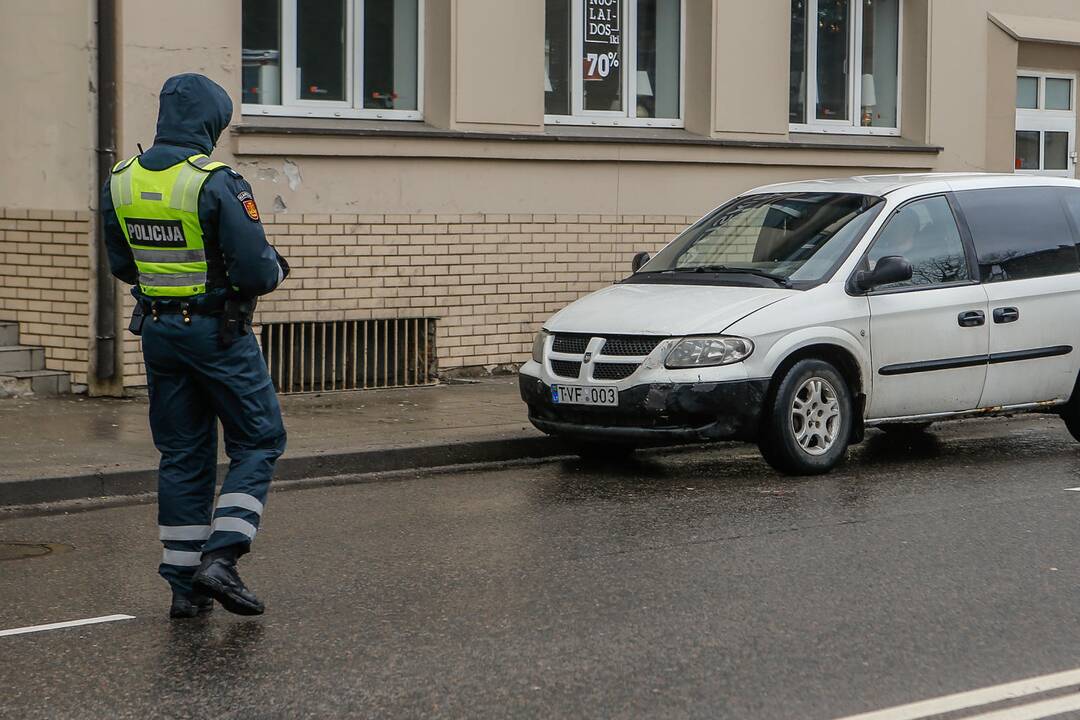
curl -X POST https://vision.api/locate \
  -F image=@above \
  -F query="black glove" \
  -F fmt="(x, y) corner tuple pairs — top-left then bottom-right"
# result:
(274, 248), (291, 282)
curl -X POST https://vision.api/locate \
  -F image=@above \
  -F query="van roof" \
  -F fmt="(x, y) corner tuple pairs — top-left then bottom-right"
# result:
(745, 172), (1080, 197)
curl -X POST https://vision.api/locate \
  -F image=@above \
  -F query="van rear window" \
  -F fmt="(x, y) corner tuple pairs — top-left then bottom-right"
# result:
(955, 187), (1080, 281)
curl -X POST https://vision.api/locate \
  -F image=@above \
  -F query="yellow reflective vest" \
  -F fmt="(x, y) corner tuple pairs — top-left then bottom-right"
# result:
(109, 154), (227, 297)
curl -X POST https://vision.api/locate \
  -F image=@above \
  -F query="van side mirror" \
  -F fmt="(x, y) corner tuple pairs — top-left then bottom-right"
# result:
(631, 251), (651, 273)
(850, 255), (913, 293)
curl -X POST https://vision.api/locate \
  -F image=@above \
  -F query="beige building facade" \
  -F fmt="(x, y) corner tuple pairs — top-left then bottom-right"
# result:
(3, 0), (1080, 394)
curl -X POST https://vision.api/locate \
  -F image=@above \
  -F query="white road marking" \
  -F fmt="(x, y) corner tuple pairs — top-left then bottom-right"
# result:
(1063, 487), (1080, 492)
(833, 667), (1080, 720)
(0, 614), (135, 638)
(964, 692), (1080, 720)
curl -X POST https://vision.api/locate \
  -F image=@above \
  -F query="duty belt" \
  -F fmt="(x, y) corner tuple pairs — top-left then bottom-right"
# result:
(140, 297), (225, 324)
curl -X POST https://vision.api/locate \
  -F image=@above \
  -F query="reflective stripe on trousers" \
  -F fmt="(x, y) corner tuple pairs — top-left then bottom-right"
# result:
(211, 516), (258, 540)
(216, 493), (264, 516)
(161, 549), (202, 567)
(159, 525), (211, 541)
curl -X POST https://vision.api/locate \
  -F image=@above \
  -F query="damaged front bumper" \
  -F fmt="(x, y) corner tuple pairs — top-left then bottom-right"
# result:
(519, 374), (770, 444)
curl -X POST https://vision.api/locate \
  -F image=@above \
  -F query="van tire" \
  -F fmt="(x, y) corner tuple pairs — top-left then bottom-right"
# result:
(758, 359), (852, 476)
(1063, 407), (1080, 443)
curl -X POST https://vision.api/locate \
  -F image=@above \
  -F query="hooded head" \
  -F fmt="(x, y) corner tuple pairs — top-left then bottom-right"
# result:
(153, 74), (234, 154)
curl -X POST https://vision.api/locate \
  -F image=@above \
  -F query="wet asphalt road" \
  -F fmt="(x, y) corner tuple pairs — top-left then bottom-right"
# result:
(5, 416), (1080, 719)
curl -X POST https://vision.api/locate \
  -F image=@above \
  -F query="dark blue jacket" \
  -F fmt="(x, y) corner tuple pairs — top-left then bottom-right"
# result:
(102, 73), (285, 300)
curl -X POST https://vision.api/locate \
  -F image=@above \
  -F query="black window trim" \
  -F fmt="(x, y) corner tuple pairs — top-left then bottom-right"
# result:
(945, 191), (984, 282)
(847, 192), (980, 297)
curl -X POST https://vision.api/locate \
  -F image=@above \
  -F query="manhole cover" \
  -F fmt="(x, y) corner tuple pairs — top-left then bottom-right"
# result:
(0, 542), (74, 561)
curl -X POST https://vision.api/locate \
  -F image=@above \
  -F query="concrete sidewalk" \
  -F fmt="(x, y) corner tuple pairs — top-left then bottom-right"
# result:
(0, 378), (565, 507)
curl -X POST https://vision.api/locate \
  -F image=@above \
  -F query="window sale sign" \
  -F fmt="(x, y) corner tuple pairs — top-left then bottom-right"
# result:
(584, 0), (621, 83)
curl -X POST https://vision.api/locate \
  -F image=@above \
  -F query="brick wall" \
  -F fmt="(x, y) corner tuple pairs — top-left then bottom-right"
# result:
(1, 209), (700, 390)
(0, 208), (91, 385)
(118, 212), (689, 386)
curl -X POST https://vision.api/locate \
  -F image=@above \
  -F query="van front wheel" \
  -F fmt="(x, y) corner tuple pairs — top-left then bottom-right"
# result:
(758, 359), (852, 476)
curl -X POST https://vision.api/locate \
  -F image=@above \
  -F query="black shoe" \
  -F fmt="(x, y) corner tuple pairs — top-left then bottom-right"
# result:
(192, 557), (265, 616)
(169, 590), (214, 619)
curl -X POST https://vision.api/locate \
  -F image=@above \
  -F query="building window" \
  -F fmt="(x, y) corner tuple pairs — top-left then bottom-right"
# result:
(242, 0), (422, 120)
(790, 0), (901, 135)
(1015, 71), (1076, 178)
(545, 0), (684, 128)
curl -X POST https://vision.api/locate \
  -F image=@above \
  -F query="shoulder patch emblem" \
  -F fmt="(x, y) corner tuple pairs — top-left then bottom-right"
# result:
(237, 190), (260, 222)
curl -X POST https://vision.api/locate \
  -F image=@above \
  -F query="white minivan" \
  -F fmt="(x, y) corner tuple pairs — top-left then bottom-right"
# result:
(519, 173), (1080, 474)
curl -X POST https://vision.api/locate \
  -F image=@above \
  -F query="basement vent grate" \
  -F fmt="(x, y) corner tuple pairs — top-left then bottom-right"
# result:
(261, 318), (437, 394)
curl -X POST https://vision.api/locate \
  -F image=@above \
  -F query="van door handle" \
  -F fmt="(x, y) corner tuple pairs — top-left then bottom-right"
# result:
(993, 307), (1019, 324)
(958, 310), (985, 327)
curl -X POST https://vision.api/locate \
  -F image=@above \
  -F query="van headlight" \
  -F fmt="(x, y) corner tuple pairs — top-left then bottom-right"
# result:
(665, 336), (754, 368)
(531, 329), (549, 363)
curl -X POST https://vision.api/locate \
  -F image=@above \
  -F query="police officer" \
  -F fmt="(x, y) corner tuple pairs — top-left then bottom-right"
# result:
(102, 74), (288, 618)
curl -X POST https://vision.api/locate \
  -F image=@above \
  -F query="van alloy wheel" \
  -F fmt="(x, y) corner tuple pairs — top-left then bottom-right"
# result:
(790, 377), (841, 456)
(758, 358), (852, 476)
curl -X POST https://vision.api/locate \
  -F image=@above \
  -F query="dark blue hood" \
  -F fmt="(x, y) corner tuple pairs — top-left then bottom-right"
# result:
(153, 74), (233, 155)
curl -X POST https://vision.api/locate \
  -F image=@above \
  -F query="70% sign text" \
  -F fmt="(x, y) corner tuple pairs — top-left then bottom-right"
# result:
(585, 51), (620, 79)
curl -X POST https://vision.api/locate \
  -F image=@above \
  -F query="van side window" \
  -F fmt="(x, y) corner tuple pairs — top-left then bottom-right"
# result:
(866, 196), (970, 290)
(955, 187), (1080, 281)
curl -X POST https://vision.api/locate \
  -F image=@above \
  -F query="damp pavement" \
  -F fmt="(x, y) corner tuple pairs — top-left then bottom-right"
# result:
(0, 378), (541, 502)
(4, 415), (1080, 718)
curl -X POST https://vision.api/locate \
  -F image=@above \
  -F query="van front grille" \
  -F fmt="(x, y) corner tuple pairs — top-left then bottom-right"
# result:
(552, 334), (590, 354)
(547, 334), (668, 382)
(600, 336), (665, 356)
(592, 363), (637, 381)
(551, 360), (582, 379)
(552, 334), (665, 357)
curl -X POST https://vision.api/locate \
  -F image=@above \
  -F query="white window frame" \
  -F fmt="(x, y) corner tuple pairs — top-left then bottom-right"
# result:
(242, 0), (424, 121)
(789, 0), (903, 137)
(545, 0), (686, 129)
(1015, 69), (1078, 178)
(1016, 70), (1077, 117)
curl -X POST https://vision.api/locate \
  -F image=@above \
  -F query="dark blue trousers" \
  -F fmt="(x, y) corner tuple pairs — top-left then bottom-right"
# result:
(141, 313), (286, 594)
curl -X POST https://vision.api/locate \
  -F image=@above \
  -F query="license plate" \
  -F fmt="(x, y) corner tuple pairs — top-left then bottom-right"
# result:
(551, 385), (619, 407)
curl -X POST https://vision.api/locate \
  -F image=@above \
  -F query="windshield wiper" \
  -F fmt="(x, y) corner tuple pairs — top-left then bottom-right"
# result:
(667, 265), (791, 287)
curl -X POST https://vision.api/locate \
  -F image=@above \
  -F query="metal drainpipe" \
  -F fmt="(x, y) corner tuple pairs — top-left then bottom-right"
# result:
(94, 0), (118, 383)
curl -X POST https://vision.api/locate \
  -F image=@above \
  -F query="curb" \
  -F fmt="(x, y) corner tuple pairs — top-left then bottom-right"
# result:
(0, 435), (575, 508)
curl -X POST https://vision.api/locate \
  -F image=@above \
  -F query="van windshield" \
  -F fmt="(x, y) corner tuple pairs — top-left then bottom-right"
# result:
(635, 192), (885, 288)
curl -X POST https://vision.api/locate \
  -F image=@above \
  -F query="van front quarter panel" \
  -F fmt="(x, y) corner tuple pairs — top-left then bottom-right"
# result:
(724, 288), (873, 410)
